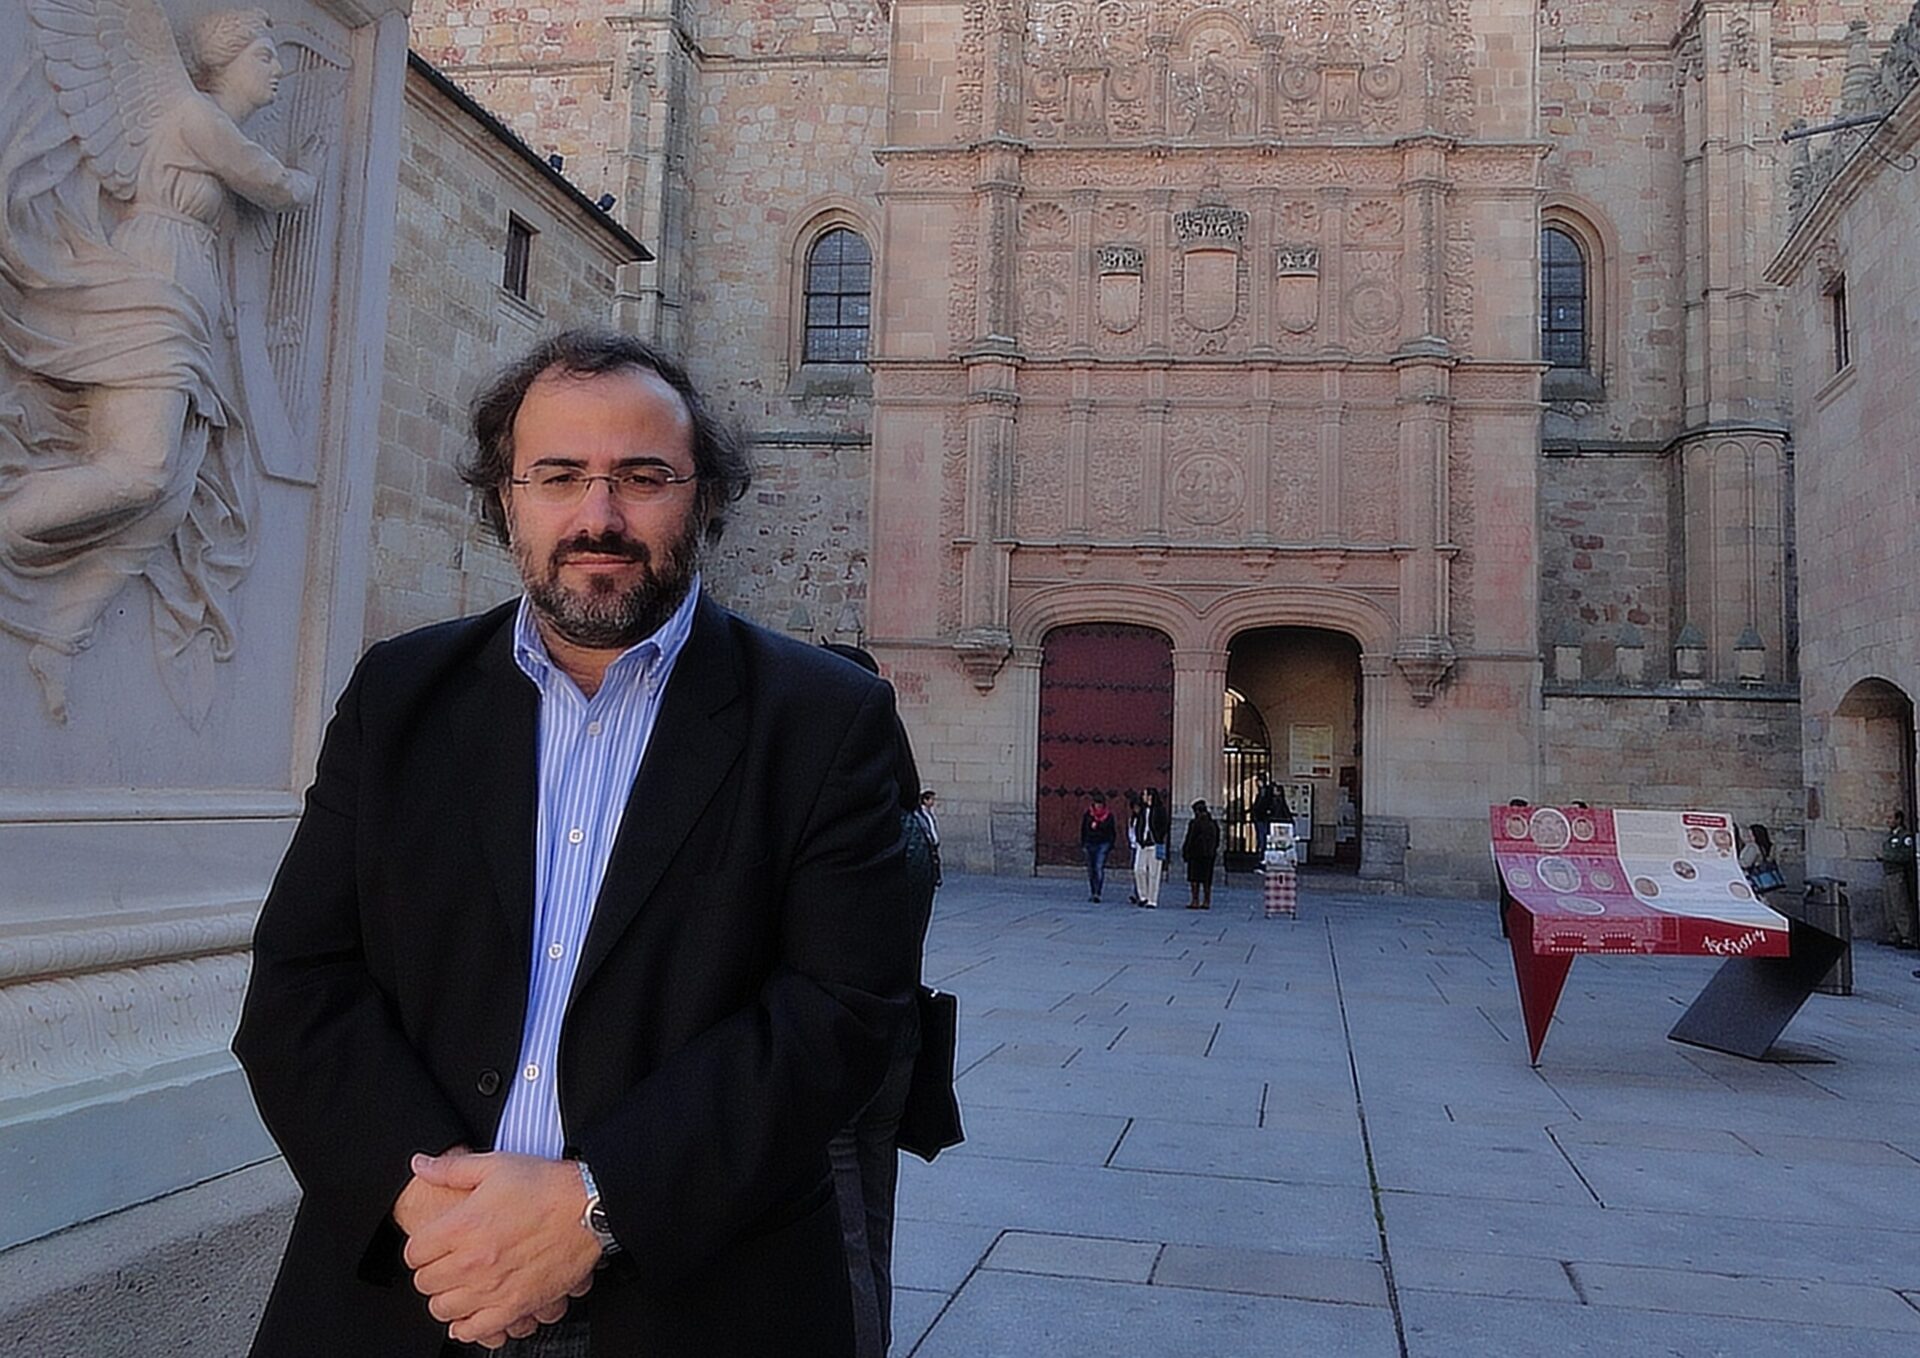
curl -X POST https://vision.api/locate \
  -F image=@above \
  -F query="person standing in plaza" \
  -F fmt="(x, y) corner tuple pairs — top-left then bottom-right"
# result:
(1880, 809), (1917, 949)
(233, 330), (920, 1356)
(1080, 793), (1117, 901)
(917, 789), (942, 890)
(1250, 778), (1291, 854)
(1182, 800), (1220, 910)
(1133, 786), (1170, 908)
(1124, 790), (1145, 904)
(1739, 823), (1786, 899)
(818, 644), (938, 1358)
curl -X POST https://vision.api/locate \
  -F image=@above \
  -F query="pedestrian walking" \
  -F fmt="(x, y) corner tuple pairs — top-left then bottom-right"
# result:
(1880, 810), (1917, 949)
(1183, 800), (1220, 910)
(1133, 786), (1170, 908)
(1080, 794), (1117, 901)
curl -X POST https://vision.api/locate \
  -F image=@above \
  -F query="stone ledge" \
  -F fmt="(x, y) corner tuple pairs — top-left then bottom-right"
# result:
(0, 1159), (294, 1357)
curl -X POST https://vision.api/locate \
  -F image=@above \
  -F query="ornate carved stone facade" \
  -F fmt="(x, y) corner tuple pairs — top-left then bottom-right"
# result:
(379, 0), (1904, 892)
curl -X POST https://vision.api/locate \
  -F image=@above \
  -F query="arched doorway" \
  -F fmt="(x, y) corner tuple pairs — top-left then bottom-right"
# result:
(1034, 623), (1174, 867)
(1223, 688), (1273, 868)
(1829, 678), (1917, 933)
(1225, 628), (1363, 868)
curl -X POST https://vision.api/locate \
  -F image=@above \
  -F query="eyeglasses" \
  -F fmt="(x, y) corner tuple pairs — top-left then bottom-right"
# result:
(507, 466), (699, 506)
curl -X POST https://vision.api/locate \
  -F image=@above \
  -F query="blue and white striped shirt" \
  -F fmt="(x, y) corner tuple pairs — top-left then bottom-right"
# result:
(493, 577), (701, 1159)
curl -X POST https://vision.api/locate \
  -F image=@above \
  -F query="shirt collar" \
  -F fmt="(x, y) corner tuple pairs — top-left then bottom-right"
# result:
(511, 571), (702, 700)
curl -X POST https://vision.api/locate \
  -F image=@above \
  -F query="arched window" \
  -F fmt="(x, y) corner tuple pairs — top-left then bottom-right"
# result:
(803, 228), (872, 363)
(1541, 226), (1588, 369)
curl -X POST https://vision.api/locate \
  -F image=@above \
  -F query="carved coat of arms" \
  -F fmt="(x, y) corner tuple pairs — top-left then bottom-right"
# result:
(1275, 245), (1321, 335)
(1096, 244), (1143, 334)
(1176, 204), (1247, 334)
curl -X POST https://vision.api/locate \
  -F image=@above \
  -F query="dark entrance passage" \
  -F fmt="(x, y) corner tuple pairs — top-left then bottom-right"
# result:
(1035, 623), (1173, 867)
(1225, 628), (1363, 868)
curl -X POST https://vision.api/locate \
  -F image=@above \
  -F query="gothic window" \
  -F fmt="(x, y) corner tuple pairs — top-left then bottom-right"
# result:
(803, 228), (872, 363)
(1541, 226), (1588, 369)
(503, 215), (535, 301)
(1829, 276), (1851, 373)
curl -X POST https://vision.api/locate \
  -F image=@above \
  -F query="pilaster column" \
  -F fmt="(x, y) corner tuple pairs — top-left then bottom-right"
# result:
(1172, 648), (1232, 823)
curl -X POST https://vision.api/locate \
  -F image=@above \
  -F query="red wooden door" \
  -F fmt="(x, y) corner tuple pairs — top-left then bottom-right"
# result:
(1035, 624), (1175, 866)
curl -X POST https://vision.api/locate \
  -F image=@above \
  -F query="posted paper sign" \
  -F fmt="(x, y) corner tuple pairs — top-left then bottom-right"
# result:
(1490, 806), (1789, 957)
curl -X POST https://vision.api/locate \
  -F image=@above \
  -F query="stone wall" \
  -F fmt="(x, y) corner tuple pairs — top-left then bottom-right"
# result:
(370, 59), (644, 643)
(1541, 692), (1807, 878)
(1539, 449), (1674, 678)
(1770, 21), (1920, 934)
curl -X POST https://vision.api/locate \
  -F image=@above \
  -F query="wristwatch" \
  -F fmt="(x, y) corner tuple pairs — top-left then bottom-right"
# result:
(575, 1159), (622, 1256)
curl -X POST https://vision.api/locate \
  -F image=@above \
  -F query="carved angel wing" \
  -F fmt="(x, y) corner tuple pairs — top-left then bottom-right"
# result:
(26, 0), (196, 200)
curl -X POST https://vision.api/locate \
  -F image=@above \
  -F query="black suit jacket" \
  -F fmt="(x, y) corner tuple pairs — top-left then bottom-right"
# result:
(234, 596), (915, 1356)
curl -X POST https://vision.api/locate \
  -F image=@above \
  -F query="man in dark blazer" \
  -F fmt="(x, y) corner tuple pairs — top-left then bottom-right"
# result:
(234, 331), (916, 1356)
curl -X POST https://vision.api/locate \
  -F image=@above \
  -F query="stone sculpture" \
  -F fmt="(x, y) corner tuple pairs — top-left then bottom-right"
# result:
(0, 2), (320, 724)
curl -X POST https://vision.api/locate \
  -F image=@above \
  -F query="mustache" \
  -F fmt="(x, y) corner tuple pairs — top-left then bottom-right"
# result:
(550, 532), (652, 565)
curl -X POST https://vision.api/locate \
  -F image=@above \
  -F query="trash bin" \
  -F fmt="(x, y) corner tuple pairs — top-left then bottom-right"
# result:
(1802, 877), (1852, 997)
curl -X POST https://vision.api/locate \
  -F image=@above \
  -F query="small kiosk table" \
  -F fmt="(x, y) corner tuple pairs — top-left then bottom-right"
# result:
(1491, 805), (1846, 1065)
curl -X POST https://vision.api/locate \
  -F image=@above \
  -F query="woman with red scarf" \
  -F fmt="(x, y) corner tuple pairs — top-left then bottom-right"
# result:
(1080, 794), (1118, 902)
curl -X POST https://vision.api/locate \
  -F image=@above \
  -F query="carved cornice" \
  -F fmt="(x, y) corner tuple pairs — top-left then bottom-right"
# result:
(0, 953), (251, 1100)
(0, 906), (256, 985)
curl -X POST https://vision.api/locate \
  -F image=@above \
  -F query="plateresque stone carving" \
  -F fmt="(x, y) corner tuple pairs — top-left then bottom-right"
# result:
(0, 1), (327, 724)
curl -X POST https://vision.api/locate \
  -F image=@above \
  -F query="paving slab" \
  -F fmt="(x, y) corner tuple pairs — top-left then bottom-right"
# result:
(1400, 1291), (1920, 1358)
(1570, 1260), (1920, 1332)
(912, 1271), (1402, 1358)
(1152, 1243), (1389, 1306)
(982, 1230), (1161, 1283)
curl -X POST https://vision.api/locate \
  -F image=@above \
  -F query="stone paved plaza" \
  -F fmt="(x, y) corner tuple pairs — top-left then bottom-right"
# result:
(890, 872), (1920, 1357)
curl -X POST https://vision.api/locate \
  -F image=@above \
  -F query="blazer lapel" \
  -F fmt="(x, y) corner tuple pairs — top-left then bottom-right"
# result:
(573, 596), (747, 991)
(464, 615), (540, 970)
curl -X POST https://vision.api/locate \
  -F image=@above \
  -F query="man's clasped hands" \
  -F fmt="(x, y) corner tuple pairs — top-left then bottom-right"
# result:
(393, 1147), (606, 1349)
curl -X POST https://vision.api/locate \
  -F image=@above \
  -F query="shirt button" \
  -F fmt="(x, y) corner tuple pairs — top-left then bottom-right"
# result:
(568, 828), (584, 845)
(548, 942), (564, 960)
(587, 721), (602, 736)
(523, 1063), (540, 1082)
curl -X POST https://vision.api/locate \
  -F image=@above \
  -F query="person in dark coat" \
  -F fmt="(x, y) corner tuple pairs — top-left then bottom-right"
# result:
(1250, 778), (1291, 853)
(1183, 801), (1221, 910)
(1080, 794), (1118, 902)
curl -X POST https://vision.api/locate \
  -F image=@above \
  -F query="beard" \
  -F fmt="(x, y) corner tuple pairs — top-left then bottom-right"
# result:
(513, 514), (702, 651)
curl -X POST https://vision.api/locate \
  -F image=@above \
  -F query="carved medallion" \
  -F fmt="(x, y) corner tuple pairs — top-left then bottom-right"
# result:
(1348, 281), (1401, 336)
(1096, 244), (1144, 334)
(1275, 245), (1321, 335)
(1171, 453), (1245, 528)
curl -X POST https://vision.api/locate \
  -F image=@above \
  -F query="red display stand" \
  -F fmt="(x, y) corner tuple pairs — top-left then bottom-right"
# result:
(1490, 805), (1815, 1064)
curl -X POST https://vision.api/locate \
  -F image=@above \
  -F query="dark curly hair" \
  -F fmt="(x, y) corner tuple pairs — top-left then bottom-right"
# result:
(460, 329), (752, 546)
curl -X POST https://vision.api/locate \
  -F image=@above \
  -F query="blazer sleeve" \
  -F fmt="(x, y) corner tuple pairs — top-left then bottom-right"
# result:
(232, 651), (471, 1279)
(572, 679), (915, 1283)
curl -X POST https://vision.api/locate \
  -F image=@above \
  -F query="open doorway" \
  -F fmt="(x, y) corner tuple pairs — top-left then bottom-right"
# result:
(1829, 677), (1917, 935)
(1224, 628), (1363, 869)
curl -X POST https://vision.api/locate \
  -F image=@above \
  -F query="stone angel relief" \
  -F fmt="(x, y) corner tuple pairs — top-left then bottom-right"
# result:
(0, 2), (327, 725)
